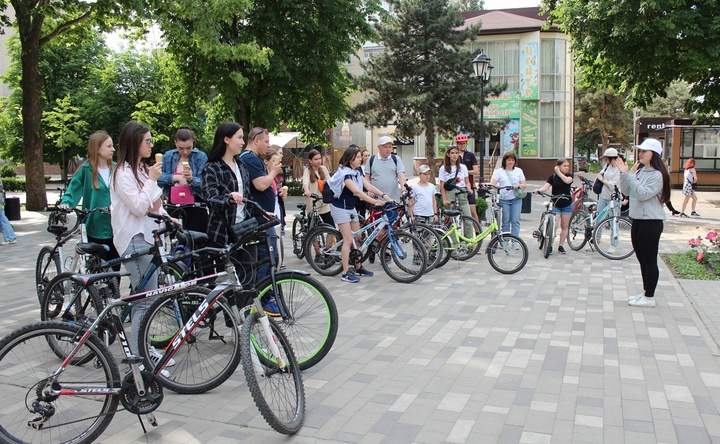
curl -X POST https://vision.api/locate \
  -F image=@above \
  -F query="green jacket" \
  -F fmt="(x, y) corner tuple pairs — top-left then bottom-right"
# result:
(60, 162), (113, 239)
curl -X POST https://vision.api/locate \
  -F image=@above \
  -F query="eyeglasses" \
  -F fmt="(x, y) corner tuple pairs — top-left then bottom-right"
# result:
(143, 139), (154, 146)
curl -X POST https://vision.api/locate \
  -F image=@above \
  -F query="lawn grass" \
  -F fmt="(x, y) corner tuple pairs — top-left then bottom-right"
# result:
(662, 251), (720, 280)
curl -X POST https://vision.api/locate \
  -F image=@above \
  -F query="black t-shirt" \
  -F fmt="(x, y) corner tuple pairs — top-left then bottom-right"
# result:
(460, 150), (478, 186)
(546, 173), (573, 208)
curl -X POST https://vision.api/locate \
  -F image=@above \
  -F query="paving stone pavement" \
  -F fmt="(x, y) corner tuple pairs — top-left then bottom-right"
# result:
(1, 182), (719, 443)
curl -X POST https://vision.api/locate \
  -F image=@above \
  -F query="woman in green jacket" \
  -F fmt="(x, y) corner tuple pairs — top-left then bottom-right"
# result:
(59, 131), (119, 265)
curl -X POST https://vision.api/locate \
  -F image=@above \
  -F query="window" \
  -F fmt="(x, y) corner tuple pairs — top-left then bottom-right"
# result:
(538, 39), (572, 158)
(475, 41), (520, 92)
(681, 127), (720, 170)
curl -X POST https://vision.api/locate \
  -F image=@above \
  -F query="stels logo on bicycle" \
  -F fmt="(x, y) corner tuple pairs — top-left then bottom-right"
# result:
(171, 298), (210, 350)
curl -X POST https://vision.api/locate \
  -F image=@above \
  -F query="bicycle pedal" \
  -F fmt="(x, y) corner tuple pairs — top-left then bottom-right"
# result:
(532, 231), (541, 238)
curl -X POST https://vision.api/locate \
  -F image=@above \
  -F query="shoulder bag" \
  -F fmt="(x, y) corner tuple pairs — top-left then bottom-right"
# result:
(503, 169), (527, 198)
(170, 184), (195, 204)
(443, 168), (459, 191)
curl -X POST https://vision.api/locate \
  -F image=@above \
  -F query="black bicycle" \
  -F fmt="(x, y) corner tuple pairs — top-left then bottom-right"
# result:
(291, 193), (331, 259)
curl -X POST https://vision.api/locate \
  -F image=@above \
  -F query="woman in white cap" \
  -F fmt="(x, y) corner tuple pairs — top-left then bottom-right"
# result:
(595, 147), (621, 221)
(619, 138), (671, 308)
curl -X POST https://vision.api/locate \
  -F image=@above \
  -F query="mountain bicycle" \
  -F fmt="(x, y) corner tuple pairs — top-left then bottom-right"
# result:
(566, 185), (634, 260)
(433, 188), (483, 262)
(532, 192), (571, 259)
(291, 193), (332, 259)
(434, 185), (528, 274)
(572, 175), (597, 212)
(304, 203), (428, 283)
(395, 185), (445, 272)
(35, 207), (111, 304)
(0, 217), (305, 443)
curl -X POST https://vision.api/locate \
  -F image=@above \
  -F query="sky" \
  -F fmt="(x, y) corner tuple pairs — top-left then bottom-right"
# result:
(483, 0), (540, 9)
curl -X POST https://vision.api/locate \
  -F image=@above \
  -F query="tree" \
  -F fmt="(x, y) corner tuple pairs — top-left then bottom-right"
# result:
(457, 0), (484, 11)
(544, 0), (720, 115)
(641, 81), (696, 118)
(574, 87), (633, 157)
(151, 0), (380, 141)
(349, 0), (503, 175)
(2, 0), (144, 210)
(43, 95), (88, 183)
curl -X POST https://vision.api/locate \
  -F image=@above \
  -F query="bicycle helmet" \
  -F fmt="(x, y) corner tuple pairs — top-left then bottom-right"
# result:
(455, 134), (468, 143)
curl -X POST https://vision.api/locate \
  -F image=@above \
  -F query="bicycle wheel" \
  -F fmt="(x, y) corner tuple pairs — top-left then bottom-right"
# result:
(450, 216), (482, 261)
(304, 226), (343, 276)
(256, 271), (338, 370)
(434, 227), (454, 269)
(592, 216), (634, 260)
(536, 216), (546, 250)
(291, 217), (306, 259)
(240, 311), (305, 435)
(405, 223), (443, 272)
(35, 246), (62, 305)
(138, 290), (242, 394)
(0, 321), (120, 444)
(379, 231), (427, 283)
(567, 210), (590, 251)
(41, 273), (104, 365)
(487, 234), (528, 274)
(543, 215), (554, 259)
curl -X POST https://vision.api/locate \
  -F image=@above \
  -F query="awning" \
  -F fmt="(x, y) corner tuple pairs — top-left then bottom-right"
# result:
(269, 132), (306, 149)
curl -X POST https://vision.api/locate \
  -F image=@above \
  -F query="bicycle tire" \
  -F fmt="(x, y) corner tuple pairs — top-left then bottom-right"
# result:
(138, 290), (242, 394)
(256, 272), (338, 370)
(536, 216), (546, 250)
(450, 216), (483, 261)
(304, 226), (343, 276)
(41, 273), (105, 365)
(592, 216), (634, 260)
(434, 227), (454, 269)
(543, 215), (554, 259)
(403, 223), (443, 272)
(486, 234), (529, 274)
(379, 230), (427, 283)
(567, 210), (590, 251)
(292, 216), (306, 259)
(0, 321), (120, 444)
(240, 311), (305, 435)
(35, 246), (62, 305)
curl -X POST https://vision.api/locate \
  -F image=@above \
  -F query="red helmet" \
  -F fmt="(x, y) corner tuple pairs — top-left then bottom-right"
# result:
(455, 134), (468, 143)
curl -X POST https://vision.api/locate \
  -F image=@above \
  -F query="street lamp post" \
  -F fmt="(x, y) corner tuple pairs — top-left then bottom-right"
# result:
(472, 51), (493, 182)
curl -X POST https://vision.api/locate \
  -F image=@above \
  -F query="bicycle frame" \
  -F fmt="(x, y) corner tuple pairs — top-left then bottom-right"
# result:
(440, 192), (502, 247)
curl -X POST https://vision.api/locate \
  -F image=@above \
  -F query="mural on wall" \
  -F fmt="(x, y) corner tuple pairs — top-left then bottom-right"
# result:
(521, 42), (538, 100)
(502, 119), (520, 155)
(520, 101), (539, 157)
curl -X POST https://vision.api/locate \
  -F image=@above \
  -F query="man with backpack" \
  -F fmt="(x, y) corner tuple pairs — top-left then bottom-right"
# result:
(365, 136), (406, 201)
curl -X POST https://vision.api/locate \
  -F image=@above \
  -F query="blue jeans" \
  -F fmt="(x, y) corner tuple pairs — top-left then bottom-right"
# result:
(500, 198), (522, 236)
(123, 234), (158, 355)
(0, 204), (17, 242)
(256, 225), (278, 284)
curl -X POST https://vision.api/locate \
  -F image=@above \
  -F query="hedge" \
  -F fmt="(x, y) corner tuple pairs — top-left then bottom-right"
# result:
(1, 178), (26, 192)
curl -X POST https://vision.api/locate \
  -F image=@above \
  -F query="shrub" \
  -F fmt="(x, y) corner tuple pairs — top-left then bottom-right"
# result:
(285, 179), (304, 196)
(0, 177), (26, 192)
(0, 165), (17, 178)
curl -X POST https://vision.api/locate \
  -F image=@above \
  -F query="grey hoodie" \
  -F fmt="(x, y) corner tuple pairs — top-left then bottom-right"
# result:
(620, 167), (666, 221)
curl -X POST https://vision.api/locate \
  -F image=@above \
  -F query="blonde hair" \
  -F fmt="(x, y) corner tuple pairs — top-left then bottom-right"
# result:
(87, 131), (113, 189)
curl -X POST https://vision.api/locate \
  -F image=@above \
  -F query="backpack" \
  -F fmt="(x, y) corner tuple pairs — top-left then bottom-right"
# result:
(321, 183), (334, 203)
(367, 153), (398, 176)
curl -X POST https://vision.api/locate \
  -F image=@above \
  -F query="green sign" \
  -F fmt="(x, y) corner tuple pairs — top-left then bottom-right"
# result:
(520, 101), (538, 157)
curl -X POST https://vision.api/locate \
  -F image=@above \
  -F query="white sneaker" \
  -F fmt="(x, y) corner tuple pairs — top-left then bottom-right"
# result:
(629, 296), (656, 307)
(628, 291), (644, 303)
(148, 346), (176, 367)
(139, 364), (171, 378)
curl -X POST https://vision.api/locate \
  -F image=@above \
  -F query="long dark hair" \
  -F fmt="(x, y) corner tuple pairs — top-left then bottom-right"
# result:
(443, 146), (460, 173)
(208, 122), (242, 162)
(339, 147), (360, 168)
(307, 149), (325, 182)
(643, 151), (671, 204)
(113, 121), (150, 188)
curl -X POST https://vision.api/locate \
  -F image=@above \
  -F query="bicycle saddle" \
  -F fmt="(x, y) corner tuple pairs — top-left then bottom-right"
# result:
(69, 271), (129, 287)
(75, 242), (110, 256)
(443, 210), (462, 217)
(296, 203), (306, 210)
(177, 229), (209, 250)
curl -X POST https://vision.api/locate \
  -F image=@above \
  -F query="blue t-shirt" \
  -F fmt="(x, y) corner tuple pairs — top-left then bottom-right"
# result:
(239, 150), (275, 213)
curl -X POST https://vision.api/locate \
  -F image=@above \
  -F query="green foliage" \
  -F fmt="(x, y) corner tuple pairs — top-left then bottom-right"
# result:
(640, 81), (697, 118)
(544, 0), (720, 115)
(574, 87), (633, 158)
(663, 251), (720, 281)
(0, 165), (17, 178)
(0, 177), (25, 192)
(350, 0), (503, 159)
(476, 195), (488, 216)
(44, 95), (89, 158)
(285, 180), (305, 197)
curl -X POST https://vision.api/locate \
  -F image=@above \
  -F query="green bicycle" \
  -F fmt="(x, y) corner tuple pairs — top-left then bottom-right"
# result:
(434, 185), (528, 274)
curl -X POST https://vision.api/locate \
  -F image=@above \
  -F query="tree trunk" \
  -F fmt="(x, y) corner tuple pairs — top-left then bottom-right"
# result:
(425, 123), (437, 184)
(15, 3), (48, 210)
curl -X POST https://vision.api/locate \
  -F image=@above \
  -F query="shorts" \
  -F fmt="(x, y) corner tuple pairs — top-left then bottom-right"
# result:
(552, 205), (573, 215)
(467, 189), (477, 205)
(330, 205), (359, 225)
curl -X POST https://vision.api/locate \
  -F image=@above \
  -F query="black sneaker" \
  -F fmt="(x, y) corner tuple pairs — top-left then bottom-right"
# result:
(558, 246), (566, 254)
(691, 211), (700, 217)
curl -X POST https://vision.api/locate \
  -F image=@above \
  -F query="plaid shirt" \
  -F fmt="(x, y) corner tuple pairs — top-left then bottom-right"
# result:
(201, 157), (251, 246)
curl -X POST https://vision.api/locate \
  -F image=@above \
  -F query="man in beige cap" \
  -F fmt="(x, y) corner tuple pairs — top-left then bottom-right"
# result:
(365, 135), (406, 201)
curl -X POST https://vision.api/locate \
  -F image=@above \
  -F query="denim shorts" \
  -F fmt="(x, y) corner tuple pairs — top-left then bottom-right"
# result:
(552, 205), (573, 215)
(330, 205), (359, 225)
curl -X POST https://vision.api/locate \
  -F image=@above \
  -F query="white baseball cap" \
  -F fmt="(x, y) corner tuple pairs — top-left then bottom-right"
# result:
(635, 138), (663, 155)
(602, 148), (618, 158)
(377, 136), (393, 146)
(417, 164), (431, 174)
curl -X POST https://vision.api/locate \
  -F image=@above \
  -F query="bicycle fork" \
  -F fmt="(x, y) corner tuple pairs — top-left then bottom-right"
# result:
(249, 299), (291, 376)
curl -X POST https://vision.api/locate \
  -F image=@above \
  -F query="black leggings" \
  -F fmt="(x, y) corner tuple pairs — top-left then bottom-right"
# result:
(630, 219), (664, 297)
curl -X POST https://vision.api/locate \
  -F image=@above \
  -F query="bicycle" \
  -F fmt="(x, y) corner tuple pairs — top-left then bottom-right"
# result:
(304, 203), (428, 283)
(148, 200), (339, 373)
(291, 193), (331, 259)
(434, 188), (483, 262)
(434, 185), (529, 274)
(572, 175), (597, 213)
(532, 192), (570, 259)
(35, 207), (111, 304)
(396, 185), (445, 272)
(0, 216), (305, 443)
(566, 185), (634, 260)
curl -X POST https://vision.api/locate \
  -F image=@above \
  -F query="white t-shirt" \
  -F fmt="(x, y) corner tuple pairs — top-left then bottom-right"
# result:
(492, 167), (526, 201)
(231, 162), (246, 222)
(438, 164), (469, 189)
(411, 183), (437, 217)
